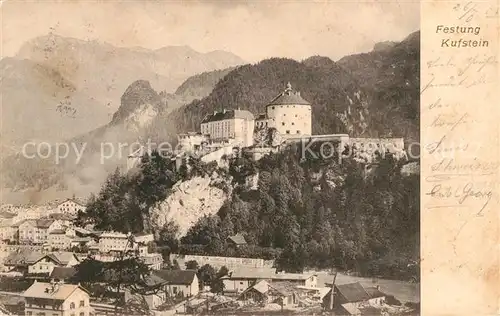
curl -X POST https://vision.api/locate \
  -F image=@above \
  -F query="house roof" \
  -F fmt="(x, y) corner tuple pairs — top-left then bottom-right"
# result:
(271, 273), (315, 281)
(336, 282), (371, 303)
(36, 219), (55, 229)
(49, 229), (67, 235)
(365, 286), (386, 299)
(227, 233), (246, 245)
(269, 281), (296, 296)
(224, 267), (277, 280)
(3, 251), (44, 266)
(44, 252), (78, 265)
(50, 267), (77, 280)
(58, 198), (85, 207)
(267, 83), (311, 106)
(23, 281), (87, 300)
(201, 109), (254, 123)
(0, 212), (16, 219)
(153, 269), (197, 285)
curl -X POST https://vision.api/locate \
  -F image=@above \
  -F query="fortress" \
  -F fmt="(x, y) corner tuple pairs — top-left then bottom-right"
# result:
(128, 83), (405, 171)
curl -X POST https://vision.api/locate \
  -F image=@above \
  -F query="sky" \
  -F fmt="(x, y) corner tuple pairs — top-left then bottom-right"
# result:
(1, 0), (420, 62)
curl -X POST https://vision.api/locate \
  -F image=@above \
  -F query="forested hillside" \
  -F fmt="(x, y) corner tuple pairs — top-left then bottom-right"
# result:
(158, 31), (419, 145)
(77, 146), (419, 280)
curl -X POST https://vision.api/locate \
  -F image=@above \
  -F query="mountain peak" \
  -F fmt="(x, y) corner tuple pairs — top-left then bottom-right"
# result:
(111, 80), (166, 126)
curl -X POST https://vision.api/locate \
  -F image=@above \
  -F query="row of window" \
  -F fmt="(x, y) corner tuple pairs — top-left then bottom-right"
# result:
(26, 312), (85, 316)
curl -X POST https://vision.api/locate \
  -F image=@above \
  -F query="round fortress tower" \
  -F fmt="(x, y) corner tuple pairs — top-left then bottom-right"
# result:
(266, 82), (312, 137)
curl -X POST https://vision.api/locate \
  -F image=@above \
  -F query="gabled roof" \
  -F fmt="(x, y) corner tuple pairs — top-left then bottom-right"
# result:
(34, 252), (78, 266)
(50, 267), (77, 280)
(227, 233), (246, 245)
(58, 198), (85, 207)
(365, 286), (386, 299)
(336, 282), (371, 303)
(36, 219), (55, 229)
(201, 109), (254, 123)
(23, 281), (87, 300)
(267, 83), (311, 106)
(224, 267), (277, 280)
(271, 272), (315, 281)
(3, 251), (44, 266)
(153, 269), (197, 285)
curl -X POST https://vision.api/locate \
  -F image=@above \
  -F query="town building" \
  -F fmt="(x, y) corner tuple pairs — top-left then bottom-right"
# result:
(153, 269), (199, 298)
(50, 267), (77, 283)
(222, 268), (317, 294)
(48, 227), (76, 251)
(200, 109), (255, 148)
(238, 280), (298, 308)
(227, 233), (247, 248)
(17, 219), (64, 245)
(23, 281), (90, 316)
(57, 199), (86, 215)
(27, 252), (79, 275)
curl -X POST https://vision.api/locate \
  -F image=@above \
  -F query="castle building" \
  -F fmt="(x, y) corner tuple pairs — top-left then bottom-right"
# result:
(200, 109), (255, 147)
(263, 82), (312, 137)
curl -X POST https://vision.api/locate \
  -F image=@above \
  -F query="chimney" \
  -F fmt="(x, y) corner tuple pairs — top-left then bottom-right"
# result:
(376, 285), (380, 290)
(213, 111), (217, 115)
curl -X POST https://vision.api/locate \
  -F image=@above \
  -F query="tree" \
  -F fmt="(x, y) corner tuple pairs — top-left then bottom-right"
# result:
(197, 264), (216, 290)
(185, 260), (199, 270)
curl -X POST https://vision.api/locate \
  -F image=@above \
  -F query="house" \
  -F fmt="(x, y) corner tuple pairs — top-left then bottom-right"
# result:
(50, 267), (77, 283)
(227, 233), (247, 248)
(28, 252), (79, 275)
(322, 282), (384, 312)
(134, 233), (155, 245)
(57, 199), (86, 215)
(140, 253), (163, 270)
(364, 286), (387, 305)
(3, 251), (45, 275)
(238, 280), (298, 308)
(153, 269), (199, 298)
(222, 267), (276, 293)
(48, 228), (75, 251)
(18, 219), (64, 245)
(271, 272), (318, 287)
(0, 223), (15, 242)
(98, 232), (134, 253)
(23, 281), (90, 316)
(124, 274), (167, 310)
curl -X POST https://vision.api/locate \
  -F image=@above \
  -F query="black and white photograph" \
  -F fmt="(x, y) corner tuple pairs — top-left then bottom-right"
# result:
(0, 1), (420, 315)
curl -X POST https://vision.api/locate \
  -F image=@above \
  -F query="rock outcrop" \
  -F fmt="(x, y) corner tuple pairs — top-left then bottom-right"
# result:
(150, 176), (230, 237)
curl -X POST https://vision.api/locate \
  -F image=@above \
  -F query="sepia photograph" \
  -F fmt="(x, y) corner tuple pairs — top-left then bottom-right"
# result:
(0, 1), (420, 315)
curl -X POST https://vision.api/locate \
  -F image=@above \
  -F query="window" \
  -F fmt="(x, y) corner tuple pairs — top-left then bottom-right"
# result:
(286, 130), (290, 134)
(281, 122), (285, 126)
(70, 302), (75, 309)
(240, 282), (244, 285)
(173, 287), (178, 294)
(297, 130), (301, 134)
(79, 300), (85, 307)
(27, 312), (32, 316)
(291, 122), (295, 125)
(79, 313), (85, 316)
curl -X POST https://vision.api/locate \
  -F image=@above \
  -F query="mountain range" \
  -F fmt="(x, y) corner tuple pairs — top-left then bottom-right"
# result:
(1, 33), (245, 159)
(0, 31), (420, 204)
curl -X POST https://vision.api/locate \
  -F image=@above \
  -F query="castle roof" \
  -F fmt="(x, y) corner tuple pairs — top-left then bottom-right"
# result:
(201, 109), (254, 123)
(267, 82), (311, 106)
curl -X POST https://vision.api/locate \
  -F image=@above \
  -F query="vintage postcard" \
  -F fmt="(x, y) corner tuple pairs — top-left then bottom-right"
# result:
(0, 0), (497, 315)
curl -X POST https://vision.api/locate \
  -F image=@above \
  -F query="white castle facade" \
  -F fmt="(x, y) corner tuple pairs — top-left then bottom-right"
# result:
(176, 83), (404, 160)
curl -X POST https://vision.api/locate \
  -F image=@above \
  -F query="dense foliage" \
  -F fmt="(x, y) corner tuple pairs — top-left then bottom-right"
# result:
(162, 31), (419, 146)
(183, 147), (419, 277)
(78, 142), (419, 280)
